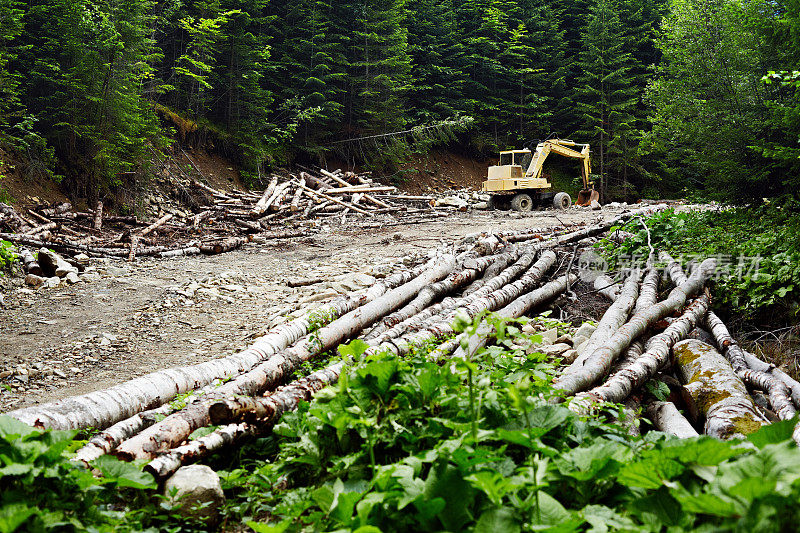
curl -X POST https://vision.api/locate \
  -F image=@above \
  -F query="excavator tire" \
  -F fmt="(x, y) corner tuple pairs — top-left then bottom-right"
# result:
(511, 193), (533, 212)
(553, 192), (571, 210)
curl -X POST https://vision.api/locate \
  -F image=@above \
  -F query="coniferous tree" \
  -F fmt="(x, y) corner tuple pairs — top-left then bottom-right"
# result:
(576, 0), (640, 199)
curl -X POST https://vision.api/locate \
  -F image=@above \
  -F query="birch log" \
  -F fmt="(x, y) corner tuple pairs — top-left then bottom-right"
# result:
(7, 262), (432, 430)
(576, 293), (710, 407)
(93, 201), (103, 230)
(370, 252), (557, 357)
(250, 177), (278, 217)
(594, 274), (621, 301)
(553, 258), (716, 397)
(114, 257), (456, 460)
(571, 271), (642, 365)
(646, 400), (699, 438)
(438, 273), (576, 361)
(673, 339), (768, 439)
(146, 363), (345, 480)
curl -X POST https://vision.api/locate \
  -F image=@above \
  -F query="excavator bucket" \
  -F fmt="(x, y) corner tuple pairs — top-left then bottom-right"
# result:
(576, 188), (600, 207)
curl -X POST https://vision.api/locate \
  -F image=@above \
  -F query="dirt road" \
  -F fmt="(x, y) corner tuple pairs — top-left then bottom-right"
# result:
(0, 206), (620, 412)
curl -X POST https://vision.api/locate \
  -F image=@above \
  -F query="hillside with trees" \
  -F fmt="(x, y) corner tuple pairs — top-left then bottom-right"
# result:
(0, 0), (798, 204)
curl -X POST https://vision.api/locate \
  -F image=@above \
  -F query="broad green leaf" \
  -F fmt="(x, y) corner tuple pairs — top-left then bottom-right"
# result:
(617, 457), (685, 489)
(474, 507), (520, 533)
(93, 455), (156, 489)
(532, 491), (571, 526)
(0, 416), (37, 439)
(747, 417), (798, 449)
(0, 503), (37, 533)
(246, 519), (292, 533)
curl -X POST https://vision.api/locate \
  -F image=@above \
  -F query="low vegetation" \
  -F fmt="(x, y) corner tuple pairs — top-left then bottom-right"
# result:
(3, 316), (800, 532)
(597, 206), (800, 327)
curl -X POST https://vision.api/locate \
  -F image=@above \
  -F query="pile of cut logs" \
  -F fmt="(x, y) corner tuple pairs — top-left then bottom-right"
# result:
(6, 203), (798, 483)
(0, 168), (448, 262)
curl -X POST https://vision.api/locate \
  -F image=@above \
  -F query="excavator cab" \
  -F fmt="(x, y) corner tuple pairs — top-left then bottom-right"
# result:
(482, 139), (599, 211)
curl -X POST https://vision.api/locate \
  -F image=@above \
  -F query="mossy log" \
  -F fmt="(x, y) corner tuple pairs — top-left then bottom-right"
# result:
(673, 339), (768, 439)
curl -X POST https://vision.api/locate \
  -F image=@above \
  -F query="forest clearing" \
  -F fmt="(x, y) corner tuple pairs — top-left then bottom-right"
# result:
(3, 0), (800, 530)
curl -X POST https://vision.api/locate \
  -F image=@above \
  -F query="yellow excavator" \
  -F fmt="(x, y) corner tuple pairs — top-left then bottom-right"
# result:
(482, 138), (599, 211)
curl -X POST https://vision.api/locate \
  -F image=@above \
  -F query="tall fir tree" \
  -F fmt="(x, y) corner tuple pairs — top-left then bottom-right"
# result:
(576, 0), (641, 199)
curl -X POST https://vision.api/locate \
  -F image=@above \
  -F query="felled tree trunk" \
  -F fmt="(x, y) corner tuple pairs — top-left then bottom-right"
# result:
(7, 261), (433, 431)
(553, 258), (716, 397)
(146, 362), (345, 479)
(371, 252), (557, 357)
(646, 400), (699, 438)
(673, 339), (768, 439)
(440, 273), (576, 361)
(250, 177), (279, 217)
(578, 293), (710, 406)
(18, 248), (42, 276)
(593, 274), (621, 302)
(114, 257), (457, 460)
(93, 201), (103, 230)
(572, 271), (641, 363)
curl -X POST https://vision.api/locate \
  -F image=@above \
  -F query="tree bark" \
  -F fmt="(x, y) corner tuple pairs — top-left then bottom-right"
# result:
(553, 258), (716, 397)
(93, 201), (103, 230)
(114, 257), (456, 460)
(646, 400), (699, 438)
(576, 293), (710, 407)
(673, 339), (768, 439)
(6, 261), (432, 431)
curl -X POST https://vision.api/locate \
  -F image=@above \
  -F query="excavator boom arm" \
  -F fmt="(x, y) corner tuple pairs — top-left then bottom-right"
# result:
(525, 139), (592, 189)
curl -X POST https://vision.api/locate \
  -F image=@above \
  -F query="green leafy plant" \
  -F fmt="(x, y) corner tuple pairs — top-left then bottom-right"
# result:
(0, 239), (16, 274)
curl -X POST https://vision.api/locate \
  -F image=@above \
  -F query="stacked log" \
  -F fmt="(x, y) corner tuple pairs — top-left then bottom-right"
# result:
(6, 203), (794, 482)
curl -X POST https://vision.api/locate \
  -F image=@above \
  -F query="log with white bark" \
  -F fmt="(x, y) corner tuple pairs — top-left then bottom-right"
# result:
(436, 273), (576, 362)
(18, 248), (42, 276)
(574, 272), (642, 366)
(7, 261), (432, 431)
(704, 312), (797, 423)
(139, 213), (173, 237)
(369, 248), (535, 345)
(553, 258), (716, 397)
(645, 400), (699, 438)
(24, 222), (58, 236)
(250, 177), (279, 217)
(369, 252), (557, 357)
(292, 180), (372, 216)
(673, 339), (768, 439)
(146, 362), (344, 479)
(114, 257), (456, 460)
(742, 351), (800, 407)
(290, 178), (305, 212)
(662, 252), (797, 423)
(363, 249), (524, 340)
(575, 293), (711, 408)
(593, 274), (621, 302)
(93, 201), (103, 230)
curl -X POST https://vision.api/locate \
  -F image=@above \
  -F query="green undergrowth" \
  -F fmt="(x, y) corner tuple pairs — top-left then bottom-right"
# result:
(4, 315), (800, 532)
(595, 206), (800, 326)
(216, 316), (800, 532)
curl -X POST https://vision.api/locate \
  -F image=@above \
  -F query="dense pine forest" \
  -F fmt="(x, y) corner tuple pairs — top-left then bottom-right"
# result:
(1, 0), (799, 202)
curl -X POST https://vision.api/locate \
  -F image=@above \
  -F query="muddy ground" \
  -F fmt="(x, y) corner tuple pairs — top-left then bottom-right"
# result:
(0, 206), (625, 412)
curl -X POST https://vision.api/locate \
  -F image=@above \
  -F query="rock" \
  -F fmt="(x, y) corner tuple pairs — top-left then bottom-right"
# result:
(522, 323), (536, 335)
(53, 368), (66, 378)
(37, 248), (74, 277)
(0, 370), (12, 379)
(574, 340), (587, 355)
(301, 289), (339, 303)
(572, 334), (589, 349)
(104, 265), (129, 276)
(473, 201), (489, 210)
(436, 196), (469, 209)
(539, 328), (559, 345)
(25, 274), (45, 288)
(43, 276), (61, 289)
(561, 349), (579, 364)
(555, 334), (574, 346)
(529, 343), (571, 357)
(590, 200), (602, 210)
(163, 465), (225, 523)
(65, 272), (81, 284)
(74, 253), (90, 265)
(575, 323), (596, 339)
(80, 272), (101, 282)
